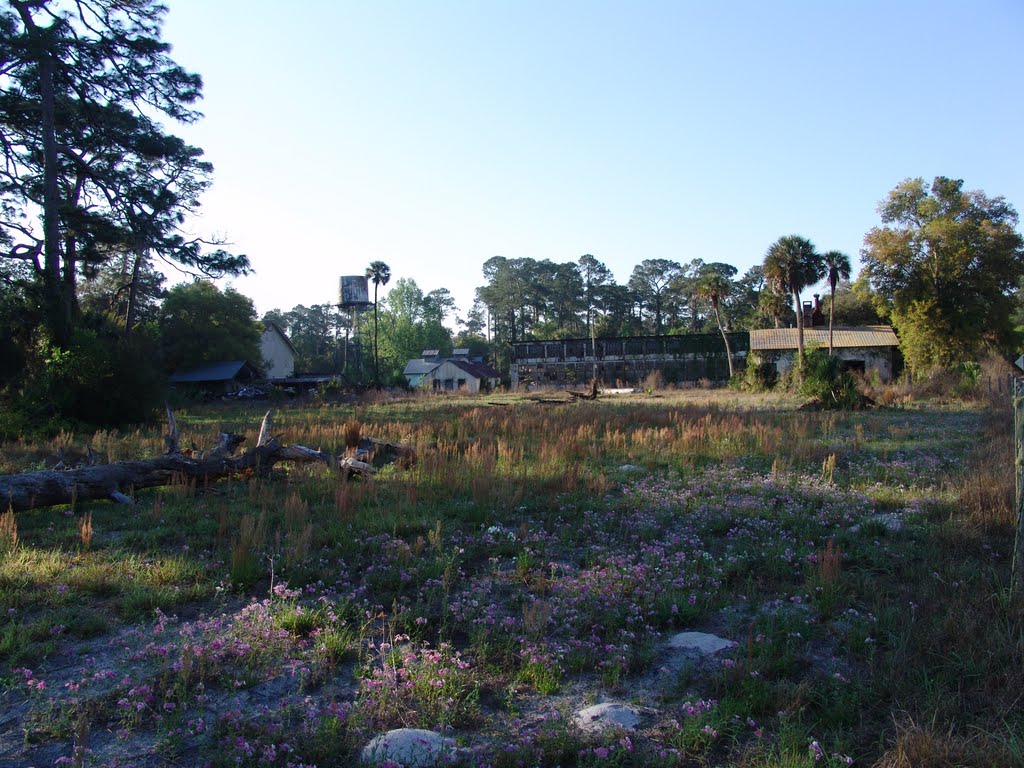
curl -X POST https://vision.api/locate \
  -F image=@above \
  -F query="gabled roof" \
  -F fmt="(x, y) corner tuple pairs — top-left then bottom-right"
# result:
(169, 360), (259, 383)
(262, 322), (297, 356)
(403, 356), (501, 380)
(451, 358), (501, 380)
(404, 359), (441, 376)
(750, 326), (899, 351)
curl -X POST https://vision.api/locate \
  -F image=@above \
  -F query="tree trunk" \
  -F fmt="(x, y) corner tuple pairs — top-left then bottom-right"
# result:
(372, 282), (380, 386)
(794, 289), (804, 383)
(713, 302), (734, 379)
(828, 283), (836, 356)
(39, 44), (68, 347)
(124, 250), (145, 338)
(0, 410), (383, 513)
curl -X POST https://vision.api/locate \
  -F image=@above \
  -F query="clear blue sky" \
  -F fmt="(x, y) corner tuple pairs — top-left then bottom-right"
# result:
(160, 0), (1024, 322)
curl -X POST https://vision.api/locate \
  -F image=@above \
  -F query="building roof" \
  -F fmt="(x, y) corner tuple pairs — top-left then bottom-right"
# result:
(169, 360), (259, 383)
(749, 326), (899, 351)
(403, 356), (501, 380)
(451, 358), (502, 380)
(404, 359), (441, 376)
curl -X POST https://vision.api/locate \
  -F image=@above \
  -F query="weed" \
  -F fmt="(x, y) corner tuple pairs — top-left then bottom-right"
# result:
(0, 508), (17, 551)
(78, 512), (92, 551)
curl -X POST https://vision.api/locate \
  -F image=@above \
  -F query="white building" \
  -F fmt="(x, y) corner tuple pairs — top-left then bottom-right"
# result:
(260, 322), (297, 379)
(403, 350), (501, 393)
(749, 326), (900, 381)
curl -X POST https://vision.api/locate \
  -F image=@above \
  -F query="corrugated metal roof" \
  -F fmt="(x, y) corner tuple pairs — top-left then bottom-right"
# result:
(749, 326), (899, 350)
(403, 359), (441, 376)
(169, 360), (256, 383)
(451, 358), (501, 380)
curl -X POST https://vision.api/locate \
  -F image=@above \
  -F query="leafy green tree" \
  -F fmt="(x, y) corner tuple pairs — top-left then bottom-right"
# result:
(159, 281), (260, 373)
(79, 253), (166, 330)
(365, 260), (391, 385)
(477, 256), (534, 345)
(764, 235), (825, 380)
(377, 279), (452, 383)
(0, 0), (229, 347)
(457, 300), (487, 338)
(594, 283), (642, 336)
(578, 254), (614, 335)
(862, 176), (1024, 372)
(628, 259), (681, 334)
(821, 250), (852, 355)
(828, 275), (882, 327)
(695, 267), (737, 377)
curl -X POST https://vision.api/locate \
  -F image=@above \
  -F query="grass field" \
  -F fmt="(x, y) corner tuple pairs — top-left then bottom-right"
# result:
(1, 389), (1022, 767)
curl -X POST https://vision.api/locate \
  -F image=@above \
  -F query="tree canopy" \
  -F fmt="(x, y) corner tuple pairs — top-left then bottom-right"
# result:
(862, 176), (1024, 372)
(764, 235), (825, 377)
(160, 281), (261, 373)
(0, 0), (248, 347)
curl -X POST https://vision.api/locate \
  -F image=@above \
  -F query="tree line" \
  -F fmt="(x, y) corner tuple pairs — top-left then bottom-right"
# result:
(270, 174), (1024, 388)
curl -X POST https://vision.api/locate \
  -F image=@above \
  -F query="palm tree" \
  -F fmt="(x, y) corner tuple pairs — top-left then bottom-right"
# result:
(821, 250), (852, 356)
(763, 235), (825, 381)
(696, 272), (735, 379)
(365, 260), (391, 386)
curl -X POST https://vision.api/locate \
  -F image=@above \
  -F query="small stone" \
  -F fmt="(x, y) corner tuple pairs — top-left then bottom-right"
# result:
(361, 728), (456, 766)
(667, 631), (736, 655)
(572, 702), (642, 733)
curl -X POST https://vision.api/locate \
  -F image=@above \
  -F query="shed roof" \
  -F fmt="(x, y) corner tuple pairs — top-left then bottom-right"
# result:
(404, 359), (441, 376)
(451, 358), (501, 380)
(749, 326), (899, 351)
(169, 360), (258, 383)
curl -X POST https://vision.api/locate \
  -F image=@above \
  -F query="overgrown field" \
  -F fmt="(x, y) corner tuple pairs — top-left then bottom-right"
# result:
(1, 390), (1022, 767)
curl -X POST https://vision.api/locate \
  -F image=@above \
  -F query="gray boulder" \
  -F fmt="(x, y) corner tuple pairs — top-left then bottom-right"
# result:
(361, 728), (456, 767)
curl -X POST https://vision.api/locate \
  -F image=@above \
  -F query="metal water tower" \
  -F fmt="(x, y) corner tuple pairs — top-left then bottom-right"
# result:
(338, 276), (373, 376)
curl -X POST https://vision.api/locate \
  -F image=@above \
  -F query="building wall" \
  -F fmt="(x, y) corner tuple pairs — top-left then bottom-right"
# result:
(510, 333), (748, 389)
(754, 347), (895, 382)
(425, 360), (481, 393)
(260, 329), (295, 379)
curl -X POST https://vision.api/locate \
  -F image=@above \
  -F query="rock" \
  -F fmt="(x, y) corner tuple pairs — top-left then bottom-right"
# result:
(361, 728), (456, 766)
(667, 631), (736, 655)
(572, 702), (642, 733)
(618, 464), (643, 473)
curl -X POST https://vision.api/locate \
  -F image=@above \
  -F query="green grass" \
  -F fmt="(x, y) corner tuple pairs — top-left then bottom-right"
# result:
(0, 389), (1021, 766)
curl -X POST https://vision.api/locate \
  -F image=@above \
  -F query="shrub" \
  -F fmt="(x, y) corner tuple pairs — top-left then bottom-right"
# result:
(4, 326), (164, 435)
(738, 362), (778, 392)
(798, 350), (861, 409)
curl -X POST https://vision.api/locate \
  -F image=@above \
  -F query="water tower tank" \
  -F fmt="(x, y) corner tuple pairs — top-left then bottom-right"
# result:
(339, 276), (373, 309)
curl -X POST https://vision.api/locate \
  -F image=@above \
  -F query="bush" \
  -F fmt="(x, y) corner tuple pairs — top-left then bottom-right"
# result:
(798, 350), (861, 409)
(737, 362), (778, 392)
(4, 327), (165, 435)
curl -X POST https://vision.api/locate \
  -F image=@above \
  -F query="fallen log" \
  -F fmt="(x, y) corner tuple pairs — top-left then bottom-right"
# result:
(1, 409), (379, 513)
(567, 379), (600, 401)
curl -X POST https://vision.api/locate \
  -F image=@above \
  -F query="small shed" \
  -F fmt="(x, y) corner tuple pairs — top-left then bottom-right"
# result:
(403, 351), (501, 393)
(169, 360), (261, 395)
(749, 326), (900, 381)
(260, 322), (296, 380)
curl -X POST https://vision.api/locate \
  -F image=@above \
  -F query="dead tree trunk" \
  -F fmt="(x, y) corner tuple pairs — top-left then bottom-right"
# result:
(1, 410), (379, 513)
